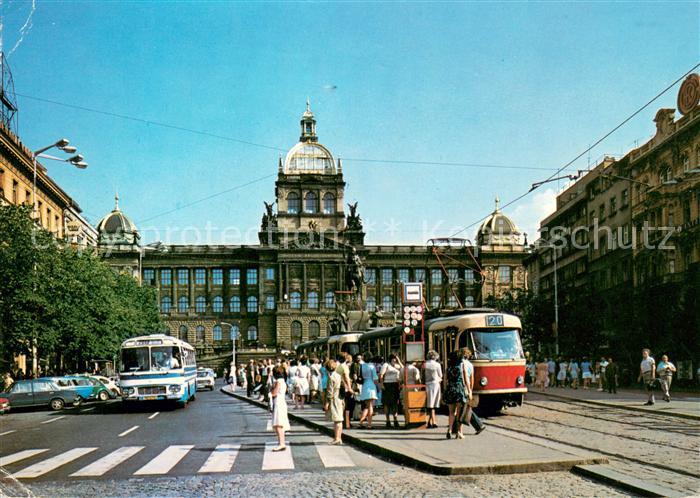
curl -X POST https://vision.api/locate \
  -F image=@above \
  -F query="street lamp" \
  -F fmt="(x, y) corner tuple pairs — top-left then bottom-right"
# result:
(221, 321), (238, 389)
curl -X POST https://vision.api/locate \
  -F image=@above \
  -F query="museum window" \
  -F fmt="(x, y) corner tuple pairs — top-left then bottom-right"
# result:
(229, 268), (241, 285)
(265, 295), (275, 310)
(160, 269), (172, 286)
(464, 295), (475, 307)
(246, 268), (258, 285)
(464, 269), (474, 284)
(309, 321), (320, 340)
(325, 291), (335, 309)
(178, 325), (188, 341)
(178, 296), (189, 313)
(247, 325), (258, 342)
(230, 296), (241, 313)
(265, 267), (275, 281)
(247, 295), (258, 313)
(308, 291), (319, 309)
(431, 295), (441, 308)
(195, 268), (206, 285)
(304, 192), (319, 213)
(365, 269), (376, 285)
(499, 266), (511, 283)
(196, 325), (205, 342)
(290, 291), (302, 309)
(398, 268), (409, 283)
(212, 268), (223, 285)
(287, 192), (300, 214)
(291, 321), (303, 348)
(447, 268), (459, 283)
(195, 296), (206, 313)
(143, 268), (155, 285)
(160, 296), (172, 313)
(177, 269), (188, 285)
(414, 268), (425, 282)
(430, 268), (442, 285)
(447, 295), (458, 308)
(213, 296), (223, 313)
(230, 324), (239, 341)
(213, 325), (222, 341)
(323, 193), (335, 214)
(365, 296), (376, 311)
(381, 268), (393, 285)
(382, 295), (393, 311)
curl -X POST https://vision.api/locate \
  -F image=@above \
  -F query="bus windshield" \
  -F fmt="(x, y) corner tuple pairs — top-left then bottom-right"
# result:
(470, 329), (524, 361)
(151, 346), (181, 371)
(120, 346), (182, 372)
(120, 347), (150, 372)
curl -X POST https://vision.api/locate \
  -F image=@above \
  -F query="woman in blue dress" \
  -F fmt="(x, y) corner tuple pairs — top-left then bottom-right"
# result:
(358, 352), (378, 429)
(319, 358), (329, 407)
(443, 351), (467, 439)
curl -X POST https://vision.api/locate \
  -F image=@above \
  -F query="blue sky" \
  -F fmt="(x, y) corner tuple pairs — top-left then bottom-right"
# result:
(3, 1), (699, 244)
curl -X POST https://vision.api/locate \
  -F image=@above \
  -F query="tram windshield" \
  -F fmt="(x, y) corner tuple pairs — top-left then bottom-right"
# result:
(470, 329), (524, 361)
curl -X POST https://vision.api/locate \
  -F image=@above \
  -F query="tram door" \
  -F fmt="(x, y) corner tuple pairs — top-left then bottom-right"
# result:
(432, 330), (448, 366)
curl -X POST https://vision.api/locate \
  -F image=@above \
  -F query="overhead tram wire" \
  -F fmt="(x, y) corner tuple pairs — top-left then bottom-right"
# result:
(447, 62), (700, 240)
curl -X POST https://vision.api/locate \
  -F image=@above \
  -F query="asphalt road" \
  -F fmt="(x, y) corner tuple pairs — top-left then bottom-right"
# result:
(0, 380), (393, 485)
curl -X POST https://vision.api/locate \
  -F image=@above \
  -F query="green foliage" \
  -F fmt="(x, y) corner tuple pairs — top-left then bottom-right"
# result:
(0, 204), (163, 372)
(484, 289), (552, 354)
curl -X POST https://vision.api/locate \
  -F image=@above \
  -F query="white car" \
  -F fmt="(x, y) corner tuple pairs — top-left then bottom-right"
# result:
(93, 375), (121, 396)
(196, 369), (215, 391)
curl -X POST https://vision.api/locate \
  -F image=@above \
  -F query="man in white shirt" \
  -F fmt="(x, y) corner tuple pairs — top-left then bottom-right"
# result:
(598, 357), (609, 391)
(656, 355), (676, 402)
(637, 349), (656, 405)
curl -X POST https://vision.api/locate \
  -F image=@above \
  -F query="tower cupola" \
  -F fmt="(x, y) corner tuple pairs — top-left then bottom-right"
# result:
(300, 99), (318, 143)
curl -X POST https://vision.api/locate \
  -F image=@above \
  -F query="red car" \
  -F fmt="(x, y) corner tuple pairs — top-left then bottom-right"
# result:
(0, 397), (10, 414)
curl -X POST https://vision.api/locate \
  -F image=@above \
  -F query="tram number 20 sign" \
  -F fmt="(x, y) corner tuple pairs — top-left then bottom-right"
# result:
(402, 282), (424, 335)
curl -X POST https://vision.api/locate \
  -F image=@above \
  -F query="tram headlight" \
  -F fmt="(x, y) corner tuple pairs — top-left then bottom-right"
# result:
(480, 377), (488, 387)
(516, 376), (524, 385)
(126, 387), (135, 395)
(169, 385), (181, 393)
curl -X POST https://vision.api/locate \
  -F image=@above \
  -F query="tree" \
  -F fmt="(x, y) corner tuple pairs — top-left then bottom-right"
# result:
(484, 289), (552, 353)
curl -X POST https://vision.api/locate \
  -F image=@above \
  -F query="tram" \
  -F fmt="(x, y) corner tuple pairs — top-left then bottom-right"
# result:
(296, 333), (362, 360)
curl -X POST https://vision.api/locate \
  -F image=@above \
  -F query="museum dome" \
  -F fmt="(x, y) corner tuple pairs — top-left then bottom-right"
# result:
(96, 194), (140, 246)
(283, 100), (337, 174)
(477, 197), (521, 246)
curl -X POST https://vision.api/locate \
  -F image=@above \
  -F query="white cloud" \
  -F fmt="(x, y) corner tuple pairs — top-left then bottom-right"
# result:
(511, 187), (557, 243)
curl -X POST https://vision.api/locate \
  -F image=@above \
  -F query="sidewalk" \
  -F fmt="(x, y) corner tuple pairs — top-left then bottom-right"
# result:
(220, 385), (606, 476)
(530, 386), (700, 420)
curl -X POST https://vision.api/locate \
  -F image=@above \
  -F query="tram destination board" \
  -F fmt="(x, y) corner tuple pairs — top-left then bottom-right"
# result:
(486, 314), (504, 327)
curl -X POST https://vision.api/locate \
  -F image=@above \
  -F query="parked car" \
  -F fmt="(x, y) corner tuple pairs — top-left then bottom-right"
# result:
(0, 397), (9, 414)
(0, 379), (80, 411)
(196, 368), (215, 391)
(92, 375), (121, 396)
(49, 376), (115, 402)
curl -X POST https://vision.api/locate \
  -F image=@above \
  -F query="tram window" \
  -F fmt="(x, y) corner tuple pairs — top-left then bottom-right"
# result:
(389, 336), (401, 356)
(470, 329), (524, 361)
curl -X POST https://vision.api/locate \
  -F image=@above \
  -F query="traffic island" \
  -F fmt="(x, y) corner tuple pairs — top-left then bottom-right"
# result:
(220, 385), (607, 476)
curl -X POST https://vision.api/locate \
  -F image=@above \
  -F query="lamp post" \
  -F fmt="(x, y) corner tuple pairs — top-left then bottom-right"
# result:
(221, 321), (238, 389)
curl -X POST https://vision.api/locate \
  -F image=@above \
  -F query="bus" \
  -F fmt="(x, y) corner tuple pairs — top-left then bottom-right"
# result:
(118, 334), (197, 407)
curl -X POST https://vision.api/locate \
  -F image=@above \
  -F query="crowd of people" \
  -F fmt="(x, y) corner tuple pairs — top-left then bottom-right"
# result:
(225, 348), (486, 450)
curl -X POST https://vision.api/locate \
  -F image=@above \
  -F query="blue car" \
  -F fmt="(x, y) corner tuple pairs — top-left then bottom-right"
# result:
(48, 376), (113, 402)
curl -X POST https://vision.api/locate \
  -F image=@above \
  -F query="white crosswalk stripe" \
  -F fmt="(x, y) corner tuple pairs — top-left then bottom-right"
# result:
(0, 449), (48, 467)
(262, 442), (294, 470)
(70, 446), (144, 477)
(197, 444), (240, 473)
(315, 442), (355, 468)
(133, 445), (193, 475)
(13, 448), (98, 479)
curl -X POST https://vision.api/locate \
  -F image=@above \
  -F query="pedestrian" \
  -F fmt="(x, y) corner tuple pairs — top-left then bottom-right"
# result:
(336, 353), (355, 430)
(259, 360), (271, 402)
(568, 358), (580, 389)
(400, 360), (421, 389)
(358, 352), (378, 429)
(557, 358), (568, 387)
(270, 366), (290, 452)
(638, 348), (656, 405)
(324, 358), (345, 445)
(598, 357), (608, 391)
(379, 353), (402, 429)
(294, 357), (311, 409)
(443, 351), (467, 439)
(374, 357), (384, 410)
(238, 363), (247, 390)
(605, 356), (618, 394)
(535, 357), (549, 391)
(287, 359), (298, 402)
(2, 371), (13, 391)
(350, 354), (363, 422)
(460, 348), (485, 435)
(319, 357), (329, 408)
(423, 350), (443, 429)
(656, 354), (676, 402)
(246, 360), (255, 397)
(223, 368), (229, 385)
(309, 358), (321, 403)
(581, 357), (593, 389)
(547, 358), (556, 388)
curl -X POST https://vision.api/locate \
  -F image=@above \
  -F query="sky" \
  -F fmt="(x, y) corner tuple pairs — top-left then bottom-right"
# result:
(2, 1), (698, 245)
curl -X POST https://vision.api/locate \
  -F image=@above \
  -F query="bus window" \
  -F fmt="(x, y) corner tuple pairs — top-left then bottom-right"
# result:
(121, 347), (150, 372)
(471, 329), (524, 360)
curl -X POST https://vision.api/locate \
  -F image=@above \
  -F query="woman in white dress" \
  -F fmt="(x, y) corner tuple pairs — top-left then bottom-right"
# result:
(270, 366), (290, 451)
(309, 358), (321, 403)
(423, 350), (443, 429)
(294, 357), (311, 410)
(557, 359), (568, 388)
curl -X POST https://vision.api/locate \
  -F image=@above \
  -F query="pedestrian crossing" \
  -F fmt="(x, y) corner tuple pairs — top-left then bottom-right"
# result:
(1, 440), (361, 480)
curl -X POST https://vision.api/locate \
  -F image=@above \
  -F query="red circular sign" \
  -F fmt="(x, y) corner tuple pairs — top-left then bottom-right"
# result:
(678, 73), (700, 116)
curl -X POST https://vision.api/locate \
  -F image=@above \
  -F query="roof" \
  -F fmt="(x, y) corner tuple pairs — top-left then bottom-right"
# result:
(283, 141), (335, 174)
(476, 197), (521, 245)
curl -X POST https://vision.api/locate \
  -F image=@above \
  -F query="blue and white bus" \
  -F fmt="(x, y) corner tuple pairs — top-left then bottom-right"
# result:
(118, 334), (197, 407)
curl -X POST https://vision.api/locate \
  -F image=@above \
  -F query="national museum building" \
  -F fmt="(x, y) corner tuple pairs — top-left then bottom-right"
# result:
(98, 104), (528, 367)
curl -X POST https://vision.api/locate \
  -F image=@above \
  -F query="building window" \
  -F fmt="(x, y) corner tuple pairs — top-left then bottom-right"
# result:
(247, 295), (258, 313)
(365, 296), (377, 311)
(229, 268), (241, 285)
(382, 295), (393, 311)
(265, 267), (275, 281)
(431, 295), (441, 308)
(230, 324), (239, 341)
(12, 180), (18, 203)
(143, 268), (155, 285)
(447, 268), (459, 283)
(322, 193), (335, 214)
(230, 296), (241, 312)
(196, 325), (205, 342)
(247, 325), (258, 342)
(246, 268), (258, 285)
(195, 268), (206, 285)
(447, 295), (458, 307)
(160, 269), (172, 286)
(682, 153), (690, 172)
(464, 270), (474, 284)
(365, 269), (376, 285)
(308, 291), (319, 309)
(287, 192), (300, 214)
(381, 268), (393, 285)
(499, 266), (511, 283)
(325, 291), (335, 309)
(464, 295), (475, 307)
(178, 296), (189, 313)
(304, 192), (319, 213)
(213, 325), (222, 341)
(598, 204), (605, 221)
(290, 291), (301, 309)
(195, 296), (206, 313)
(265, 295), (275, 310)
(161, 296), (172, 313)
(431, 269), (442, 285)
(621, 189), (629, 206)
(609, 197), (617, 215)
(177, 269), (188, 285)
(213, 296), (223, 313)
(178, 325), (188, 341)
(291, 321), (302, 347)
(415, 268), (425, 282)
(212, 268), (223, 285)
(398, 268), (409, 283)
(309, 320), (320, 339)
